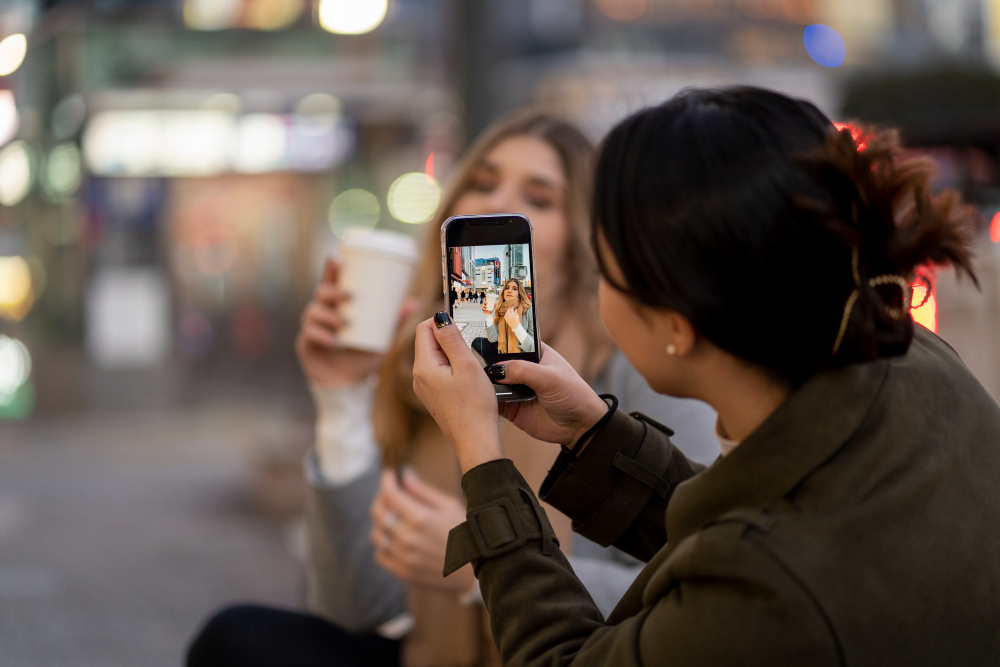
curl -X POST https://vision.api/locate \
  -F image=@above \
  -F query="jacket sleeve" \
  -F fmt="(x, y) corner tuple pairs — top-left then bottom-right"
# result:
(516, 307), (536, 352)
(539, 406), (705, 562)
(443, 460), (840, 667)
(304, 453), (407, 632)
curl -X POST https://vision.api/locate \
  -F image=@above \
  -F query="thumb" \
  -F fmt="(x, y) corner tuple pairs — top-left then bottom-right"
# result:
(321, 257), (339, 284)
(430, 312), (479, 372)
(496, 359), (558, 394)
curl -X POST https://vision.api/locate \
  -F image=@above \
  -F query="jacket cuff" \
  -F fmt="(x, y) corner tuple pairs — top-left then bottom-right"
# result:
(443, 459), (559, 577)
(540, 409), (675, 547)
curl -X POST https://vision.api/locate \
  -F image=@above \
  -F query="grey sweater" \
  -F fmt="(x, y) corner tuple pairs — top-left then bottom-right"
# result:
(303, 350), (719, 634)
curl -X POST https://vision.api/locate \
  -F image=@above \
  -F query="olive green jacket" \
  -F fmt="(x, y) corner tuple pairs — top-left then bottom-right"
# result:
(443, 328), (1000, 666)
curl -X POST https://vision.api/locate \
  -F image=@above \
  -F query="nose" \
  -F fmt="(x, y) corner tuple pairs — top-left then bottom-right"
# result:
(480, 183), (519, 215)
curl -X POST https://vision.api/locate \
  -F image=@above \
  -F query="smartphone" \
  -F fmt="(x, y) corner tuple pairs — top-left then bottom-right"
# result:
(441, 213), (540, 402)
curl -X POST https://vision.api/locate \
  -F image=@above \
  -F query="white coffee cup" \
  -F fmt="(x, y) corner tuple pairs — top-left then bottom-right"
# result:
(336, 229), (419, 354)
(486, 292), (497, 311)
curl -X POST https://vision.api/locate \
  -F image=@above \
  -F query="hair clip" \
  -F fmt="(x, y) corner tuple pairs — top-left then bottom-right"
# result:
(832, 246), (912, 355)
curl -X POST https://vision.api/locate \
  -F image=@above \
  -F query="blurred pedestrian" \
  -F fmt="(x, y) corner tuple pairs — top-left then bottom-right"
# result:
(409, 87), (1000, 666)
(187, 110), (718, 667)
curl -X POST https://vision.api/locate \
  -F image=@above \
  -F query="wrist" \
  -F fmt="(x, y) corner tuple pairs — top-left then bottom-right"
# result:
(567, 393), (614, 448)
(455, 431), (505, 474)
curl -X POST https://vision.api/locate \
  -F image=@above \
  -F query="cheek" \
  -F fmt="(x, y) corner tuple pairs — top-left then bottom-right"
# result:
(599, 282), (661, 384)
(530, 210), (569, 263)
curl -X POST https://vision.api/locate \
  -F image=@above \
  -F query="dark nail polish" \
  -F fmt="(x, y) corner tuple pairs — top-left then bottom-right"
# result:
(433, 311), (452, 328)
(486, 364), (506, 381)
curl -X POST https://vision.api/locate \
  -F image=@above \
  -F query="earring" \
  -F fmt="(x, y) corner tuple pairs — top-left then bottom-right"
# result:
(666, 344), (677, 356)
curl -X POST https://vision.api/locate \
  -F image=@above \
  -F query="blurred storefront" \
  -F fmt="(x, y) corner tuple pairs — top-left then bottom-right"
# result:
(1, 0), (999, 420)
(1, 0), (462, 416)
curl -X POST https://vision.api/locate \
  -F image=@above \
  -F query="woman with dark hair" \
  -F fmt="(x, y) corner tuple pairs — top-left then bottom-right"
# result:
(188, 109), (718, 667)
(408, 87), (1000, 665)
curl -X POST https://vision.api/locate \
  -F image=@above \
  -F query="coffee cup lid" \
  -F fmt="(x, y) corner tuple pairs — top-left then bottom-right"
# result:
(341, 228), (419, 263)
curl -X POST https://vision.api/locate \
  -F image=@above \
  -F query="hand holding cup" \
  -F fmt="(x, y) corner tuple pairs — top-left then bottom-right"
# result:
(295, 258), (387, 387)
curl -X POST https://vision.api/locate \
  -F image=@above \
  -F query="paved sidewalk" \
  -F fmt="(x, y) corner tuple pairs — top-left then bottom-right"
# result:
(453, 300), (490, 346)
(0, 407), (303, 667)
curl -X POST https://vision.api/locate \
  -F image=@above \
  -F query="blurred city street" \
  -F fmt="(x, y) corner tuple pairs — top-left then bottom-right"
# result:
(0, 0), (995, 663)
(0, 406), (304, 667)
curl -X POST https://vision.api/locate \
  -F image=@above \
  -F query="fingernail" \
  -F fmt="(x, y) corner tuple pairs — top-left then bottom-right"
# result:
(486, 364), (506, 381)
(434, 311), (452, 328)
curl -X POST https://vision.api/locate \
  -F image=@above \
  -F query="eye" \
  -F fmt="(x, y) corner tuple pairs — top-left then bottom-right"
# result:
(523, 183), (557, 210)
(468, 168), (497, 193)
(526, 194), (554, 209)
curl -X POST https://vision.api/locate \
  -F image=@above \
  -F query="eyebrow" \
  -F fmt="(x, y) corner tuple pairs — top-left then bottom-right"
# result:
(479, 160), (562, 192)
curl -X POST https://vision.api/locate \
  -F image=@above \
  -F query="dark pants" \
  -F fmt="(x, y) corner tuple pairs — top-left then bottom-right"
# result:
(186, 604), (401, 667)
(472, 337), (498, 357)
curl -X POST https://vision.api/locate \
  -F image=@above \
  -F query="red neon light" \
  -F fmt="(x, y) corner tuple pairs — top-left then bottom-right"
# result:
(990, 212), (1000, 244)
(910, 279), (936, 333)
(425, 153), (434, 182)
(833, 122), (868, 151)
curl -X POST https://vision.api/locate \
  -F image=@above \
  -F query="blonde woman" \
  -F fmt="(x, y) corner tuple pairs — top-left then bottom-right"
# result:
(474, 278), (535, 355)
(187, 111), (718, 667)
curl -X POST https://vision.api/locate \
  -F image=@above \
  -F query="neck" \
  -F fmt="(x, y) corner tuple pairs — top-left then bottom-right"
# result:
(696, 356), (791, 444)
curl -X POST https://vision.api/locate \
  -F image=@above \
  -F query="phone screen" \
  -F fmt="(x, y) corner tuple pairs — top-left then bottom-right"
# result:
(448, 243), (537, 364)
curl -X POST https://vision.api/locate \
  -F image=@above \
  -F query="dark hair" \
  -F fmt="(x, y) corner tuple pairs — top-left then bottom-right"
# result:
(594, 86), (977, 385)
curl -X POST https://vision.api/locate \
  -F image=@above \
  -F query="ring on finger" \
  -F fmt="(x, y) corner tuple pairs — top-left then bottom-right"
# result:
(381, 512), (399, 535)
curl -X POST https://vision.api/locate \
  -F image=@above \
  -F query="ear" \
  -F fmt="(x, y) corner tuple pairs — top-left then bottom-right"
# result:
(664, 310), (697, 356)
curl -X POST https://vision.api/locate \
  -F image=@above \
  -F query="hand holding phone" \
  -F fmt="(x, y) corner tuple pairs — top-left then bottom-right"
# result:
(412, 316), (504, 474)
(441, 214), (540, 402)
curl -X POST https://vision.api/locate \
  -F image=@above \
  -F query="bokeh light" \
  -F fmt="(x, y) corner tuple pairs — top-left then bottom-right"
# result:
(594, 0), (647, 22)
(318, 0), (388, 35)
(43, 143), (83, 201)
(804, 24), (845, 68)
(833, 122), (868, 151)
(184, 0), (242, 30)
(910, 276), (937, 332)
(0, 256), (33, 321)
(910, 280), (936, 333)
(0, 334), (31, 401)
(387, 172), (441, 224)
(201, 92), (243, 113)
(83, 110), (232, 177)
(296, 93), (342, 118)
(245, 0), (305, 30)
(990, 212), (1000, 244)
(233, 113), (287, 173)
(328, 188), (380, 237)
(159, 111), (234, 176)
(0, 34), (27, 77)
(0, 141), (33, 206)
(0, 90), (19, 147)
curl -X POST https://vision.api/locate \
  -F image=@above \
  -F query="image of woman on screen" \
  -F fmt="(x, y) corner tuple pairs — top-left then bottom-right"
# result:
(474, 278), (535, 355)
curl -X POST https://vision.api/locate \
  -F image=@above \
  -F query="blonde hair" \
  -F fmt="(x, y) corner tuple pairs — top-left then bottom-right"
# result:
(373, 109), (608, 466)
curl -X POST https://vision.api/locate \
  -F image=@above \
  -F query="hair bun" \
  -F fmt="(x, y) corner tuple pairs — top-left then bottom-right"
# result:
(804, 125), (979, 363)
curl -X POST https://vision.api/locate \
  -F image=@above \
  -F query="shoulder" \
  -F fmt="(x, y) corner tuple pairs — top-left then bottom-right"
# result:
(638, 519), (841, 666)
